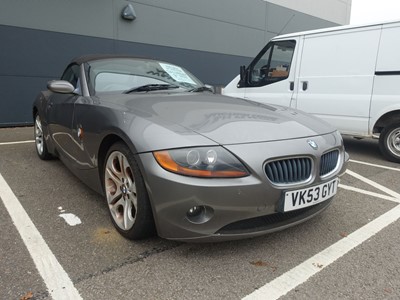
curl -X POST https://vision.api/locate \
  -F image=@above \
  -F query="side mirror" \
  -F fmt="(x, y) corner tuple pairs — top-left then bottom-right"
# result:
(47, 80), (75, 94)
(204, 84), (216, 94)
(240, 65), (246, 81)
(238, 65), (246, 88)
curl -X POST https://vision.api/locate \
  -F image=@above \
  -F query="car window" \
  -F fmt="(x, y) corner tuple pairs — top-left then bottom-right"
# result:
(248, 40), (296, 87)
(61, 64), (80, 88)
(87, 58), (204, 94)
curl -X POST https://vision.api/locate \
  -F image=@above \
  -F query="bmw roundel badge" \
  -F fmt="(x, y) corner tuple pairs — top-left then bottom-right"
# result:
(307, 139), (318, 150)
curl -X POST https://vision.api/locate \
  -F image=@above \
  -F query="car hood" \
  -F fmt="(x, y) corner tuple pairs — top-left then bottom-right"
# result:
(100, 93), (335, 146)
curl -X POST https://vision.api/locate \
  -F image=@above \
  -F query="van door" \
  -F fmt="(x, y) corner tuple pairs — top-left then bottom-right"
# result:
(242, 39), (298, 107)
(370, 22), (400, 132)
(295, 26), (381, 135)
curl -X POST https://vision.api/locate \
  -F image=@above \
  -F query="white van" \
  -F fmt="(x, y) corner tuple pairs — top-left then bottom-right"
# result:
(223, 20), (400, 163)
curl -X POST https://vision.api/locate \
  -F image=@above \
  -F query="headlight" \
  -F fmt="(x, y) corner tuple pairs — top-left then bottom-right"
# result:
(153, 147), (249, 178)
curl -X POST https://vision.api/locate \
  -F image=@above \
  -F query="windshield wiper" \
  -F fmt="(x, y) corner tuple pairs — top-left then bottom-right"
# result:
(124, 84), (180, 93)
(188, 86), (214, 93)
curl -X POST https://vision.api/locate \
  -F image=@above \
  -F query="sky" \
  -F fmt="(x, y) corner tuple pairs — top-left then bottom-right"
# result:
(350, 0), (400, 24)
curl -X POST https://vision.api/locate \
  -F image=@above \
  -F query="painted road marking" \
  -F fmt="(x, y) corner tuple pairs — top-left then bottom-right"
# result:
(346, 169), (400, 199)
(57, 206), (82, 226)
(0, 173), (82, 300)
(2, 140), (398, 298)
(243, 168), (400, 300)
(0, 140), (34, 146)
(339, 184), (400, 203)
(59, 213), (82, 226)
(350, 159), (400, 172)
(243, 204), (400, 300)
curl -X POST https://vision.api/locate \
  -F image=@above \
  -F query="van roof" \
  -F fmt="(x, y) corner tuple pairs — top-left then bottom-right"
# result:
(272, 18), (400, 40)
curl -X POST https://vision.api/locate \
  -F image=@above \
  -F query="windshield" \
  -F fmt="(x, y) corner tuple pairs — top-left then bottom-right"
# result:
(87, 58), (204, 94)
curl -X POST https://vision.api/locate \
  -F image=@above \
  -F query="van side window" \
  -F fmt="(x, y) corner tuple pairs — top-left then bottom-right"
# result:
(248, 40), (296, 87)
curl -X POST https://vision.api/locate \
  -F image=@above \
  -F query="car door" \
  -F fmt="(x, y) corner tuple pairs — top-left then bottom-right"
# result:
(243, 39), (298, 107)
(69, 63), (100, 171)
(46, 64), (81, 161)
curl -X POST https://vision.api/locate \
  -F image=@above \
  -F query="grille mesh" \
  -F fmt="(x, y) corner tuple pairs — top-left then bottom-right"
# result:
(265, 157), (312, 184)
(320, 150), (339, 176)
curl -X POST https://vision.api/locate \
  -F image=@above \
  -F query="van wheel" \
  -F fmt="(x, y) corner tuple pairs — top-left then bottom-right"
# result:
(379, 123), (400, 163)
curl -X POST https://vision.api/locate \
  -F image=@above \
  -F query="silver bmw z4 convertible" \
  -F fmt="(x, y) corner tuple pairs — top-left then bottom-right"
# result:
(33, 55), (348, 242)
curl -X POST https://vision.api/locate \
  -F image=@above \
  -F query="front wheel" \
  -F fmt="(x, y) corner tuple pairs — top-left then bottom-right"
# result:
(34, 113), (52, 160)
(104, 142), (155, 239)
(379, 123), (400, 163)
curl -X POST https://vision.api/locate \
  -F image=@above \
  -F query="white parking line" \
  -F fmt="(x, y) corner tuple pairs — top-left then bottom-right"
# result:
(0, 140), (34, 146)
(349, 159), (400, 172)
(0, 173), (82, 300)
(339, 184), (400, 203)
(346, 169), (400, 199)
(244, 204), (400, 300)
(244, 169), (400, 300)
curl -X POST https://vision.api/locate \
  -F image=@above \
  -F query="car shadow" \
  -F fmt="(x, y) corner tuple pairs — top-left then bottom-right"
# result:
(342, 136), (383, 161)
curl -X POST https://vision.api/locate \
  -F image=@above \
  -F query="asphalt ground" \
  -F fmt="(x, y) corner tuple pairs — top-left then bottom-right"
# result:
(1, 127), (399, 300)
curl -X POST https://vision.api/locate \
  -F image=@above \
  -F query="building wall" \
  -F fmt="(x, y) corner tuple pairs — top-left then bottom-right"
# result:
(0, 0), (347, 126)
(265, 0), (352, 25)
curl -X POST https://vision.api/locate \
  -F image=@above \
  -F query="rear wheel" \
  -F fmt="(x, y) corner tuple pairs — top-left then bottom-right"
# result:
(379, 123), (400, 163)
(34, 113), (52, 160)
(104, 142), (155, 239)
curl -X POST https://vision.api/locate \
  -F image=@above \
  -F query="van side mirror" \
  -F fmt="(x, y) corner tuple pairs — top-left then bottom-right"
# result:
(238, 65), (246, 88)
(204, 84), (216, 93)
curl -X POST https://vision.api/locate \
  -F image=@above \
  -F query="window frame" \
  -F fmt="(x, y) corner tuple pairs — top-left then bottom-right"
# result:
(245, 39), (296, 88)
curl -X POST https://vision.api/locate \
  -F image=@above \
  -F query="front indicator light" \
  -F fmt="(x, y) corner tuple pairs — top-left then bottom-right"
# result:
(153, 147), (249, 178)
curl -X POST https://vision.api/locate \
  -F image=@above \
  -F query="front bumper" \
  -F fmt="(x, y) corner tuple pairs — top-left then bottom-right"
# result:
(138, 133), (348, 242)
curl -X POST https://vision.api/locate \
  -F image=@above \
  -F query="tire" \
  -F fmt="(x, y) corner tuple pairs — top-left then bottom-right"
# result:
(379, 123), (400, 163)
(34, 113), (52, 160)
(103, 142), (155, 239)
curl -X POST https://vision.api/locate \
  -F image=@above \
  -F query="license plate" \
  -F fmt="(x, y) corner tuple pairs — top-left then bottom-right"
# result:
(281, 178), (339, 212)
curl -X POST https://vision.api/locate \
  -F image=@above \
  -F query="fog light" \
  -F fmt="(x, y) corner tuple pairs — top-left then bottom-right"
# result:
(187, 206), (203, 217)
(186, 205), (214, 224)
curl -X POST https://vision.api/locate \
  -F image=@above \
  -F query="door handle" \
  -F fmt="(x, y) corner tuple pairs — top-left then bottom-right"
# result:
(302, 81), (308, 91)
(289, 81), (294, 91)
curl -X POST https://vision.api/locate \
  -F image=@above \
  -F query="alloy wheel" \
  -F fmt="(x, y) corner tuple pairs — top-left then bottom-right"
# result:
(34, 115), (44, 155)
(105, 151), (138, 231)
